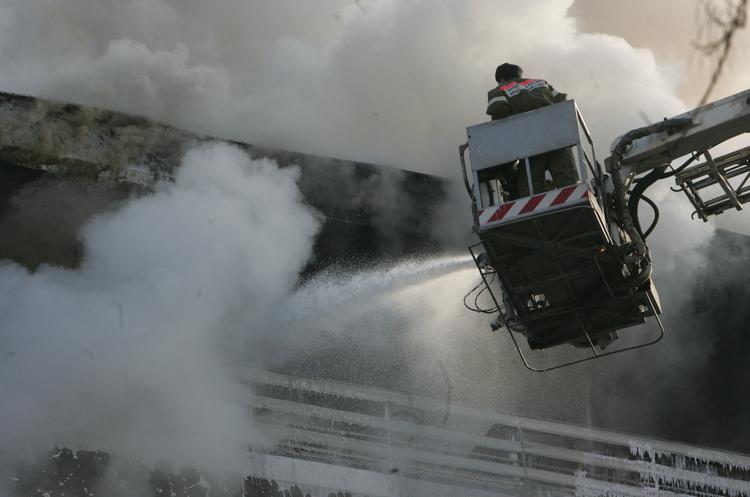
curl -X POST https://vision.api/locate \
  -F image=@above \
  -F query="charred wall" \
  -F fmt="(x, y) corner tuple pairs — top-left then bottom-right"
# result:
(0, 92), (448, 273)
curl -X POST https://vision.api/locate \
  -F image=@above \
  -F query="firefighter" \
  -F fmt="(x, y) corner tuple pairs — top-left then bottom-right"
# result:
(486, 63), (578, 197)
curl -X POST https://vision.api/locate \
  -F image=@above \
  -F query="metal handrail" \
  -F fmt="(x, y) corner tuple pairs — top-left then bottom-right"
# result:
(243, 369), (750, 496)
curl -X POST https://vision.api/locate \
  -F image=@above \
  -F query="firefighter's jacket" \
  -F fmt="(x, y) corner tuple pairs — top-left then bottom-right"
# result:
(486, 78), (566, 120)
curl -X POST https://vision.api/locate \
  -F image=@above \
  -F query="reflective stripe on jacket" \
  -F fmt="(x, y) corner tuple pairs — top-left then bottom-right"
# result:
(486, 78), (567, 120)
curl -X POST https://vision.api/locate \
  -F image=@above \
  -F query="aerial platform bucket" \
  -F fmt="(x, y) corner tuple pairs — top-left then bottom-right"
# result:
(460, 102), (664, 371)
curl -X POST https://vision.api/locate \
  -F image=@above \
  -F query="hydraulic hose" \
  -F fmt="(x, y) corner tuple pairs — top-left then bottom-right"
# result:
(639, 194), (660, 239)
(628, 165), (667, 239)
(628, 152), (699, 238)
(609, 117), (693, 287)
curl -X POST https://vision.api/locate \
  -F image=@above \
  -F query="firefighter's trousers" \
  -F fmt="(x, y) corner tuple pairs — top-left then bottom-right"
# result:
(517, 147), (578, 197)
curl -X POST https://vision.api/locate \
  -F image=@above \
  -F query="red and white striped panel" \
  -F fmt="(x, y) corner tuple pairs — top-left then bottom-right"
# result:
(478, 183), (591, 231)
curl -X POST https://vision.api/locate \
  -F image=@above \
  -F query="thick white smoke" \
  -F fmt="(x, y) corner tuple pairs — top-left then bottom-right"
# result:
(0, 143), (320, 469)
(0, 0), (693, 172)
(0, 0), (722, 244)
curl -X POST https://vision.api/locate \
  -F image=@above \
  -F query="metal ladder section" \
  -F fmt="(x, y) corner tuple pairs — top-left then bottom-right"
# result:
(240, 369), (750, 497)
(675, 146), (750, 221)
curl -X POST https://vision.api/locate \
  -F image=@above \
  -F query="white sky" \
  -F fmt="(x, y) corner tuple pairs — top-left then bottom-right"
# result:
(571, 0), (750, 105)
